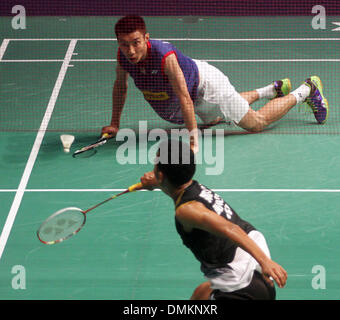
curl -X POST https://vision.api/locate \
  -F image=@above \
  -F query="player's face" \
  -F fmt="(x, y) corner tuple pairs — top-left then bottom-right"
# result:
(117, 31), (149, 64)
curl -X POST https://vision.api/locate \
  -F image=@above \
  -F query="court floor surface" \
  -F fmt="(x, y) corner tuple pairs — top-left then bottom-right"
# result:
(0, 16), (339, 299)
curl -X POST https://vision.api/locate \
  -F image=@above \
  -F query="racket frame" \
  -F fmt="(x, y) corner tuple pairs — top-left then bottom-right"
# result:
(37, 207), (86, 245)
(72, 133), (111, 158)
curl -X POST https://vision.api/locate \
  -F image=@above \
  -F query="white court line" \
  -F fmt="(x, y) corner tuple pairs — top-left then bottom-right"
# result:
(6, 38), (340, 41)
(2, 59), (340, 63)
(0, 59), (116, 62)
(2, 38), (339, 64)
(0, 39), (10, 60)
(1, 188), (340, 193)
(0, 40), (77, 260)
(1, 59), (64, 62)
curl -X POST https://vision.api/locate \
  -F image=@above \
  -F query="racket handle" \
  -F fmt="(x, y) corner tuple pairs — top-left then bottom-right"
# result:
(101, 133), (110, 139)
(128, 182), (143, 192)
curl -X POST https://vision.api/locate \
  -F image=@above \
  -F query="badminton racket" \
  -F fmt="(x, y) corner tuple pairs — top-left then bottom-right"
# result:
(37, 182), (142, 245)
(72, 133), (112, 158)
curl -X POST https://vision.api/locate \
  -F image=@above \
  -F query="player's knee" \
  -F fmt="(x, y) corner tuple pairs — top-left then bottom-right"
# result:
(246, 121), (266, 133)
(239, 112), (268, 133)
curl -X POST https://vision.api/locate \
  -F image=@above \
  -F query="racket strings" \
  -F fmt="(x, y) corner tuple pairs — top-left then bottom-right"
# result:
(38, 207), (85, 244)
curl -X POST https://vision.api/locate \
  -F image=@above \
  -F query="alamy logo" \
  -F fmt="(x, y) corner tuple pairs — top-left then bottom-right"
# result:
(11, 5), (26, 30)
(311, 5), (340, 31)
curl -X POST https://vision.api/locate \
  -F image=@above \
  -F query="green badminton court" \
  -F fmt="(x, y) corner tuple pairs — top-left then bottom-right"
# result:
(0, 16), (339, 300)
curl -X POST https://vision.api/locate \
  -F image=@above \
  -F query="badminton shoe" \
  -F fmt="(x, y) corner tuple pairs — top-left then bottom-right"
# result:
(272, 78), (292, 98)
(304, 76), (329, 124)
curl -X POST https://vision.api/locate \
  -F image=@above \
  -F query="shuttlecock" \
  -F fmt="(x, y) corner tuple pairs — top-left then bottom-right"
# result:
(60, 134), (75, 153)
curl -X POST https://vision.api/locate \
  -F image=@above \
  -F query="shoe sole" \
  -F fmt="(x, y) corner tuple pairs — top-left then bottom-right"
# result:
(282, 78), (292, 96)
(310, 76), (329, 124)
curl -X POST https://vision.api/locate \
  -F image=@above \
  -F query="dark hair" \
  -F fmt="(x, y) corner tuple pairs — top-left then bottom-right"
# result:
(156, 139), (196, 187)
(115, 15), (147, 37)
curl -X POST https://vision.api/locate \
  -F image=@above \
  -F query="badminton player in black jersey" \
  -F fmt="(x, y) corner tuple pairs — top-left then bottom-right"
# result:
(140, 140), (287, 300)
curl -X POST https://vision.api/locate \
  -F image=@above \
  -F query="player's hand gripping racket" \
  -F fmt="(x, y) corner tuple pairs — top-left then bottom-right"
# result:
(37, 182), (142, 245)
(72, 133), (112, 158)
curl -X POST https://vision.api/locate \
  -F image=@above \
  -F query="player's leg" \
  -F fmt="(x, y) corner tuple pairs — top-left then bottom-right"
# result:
(239, 90), (260, 105)
(238, 94), (297, 132)
(238, 76), (328, 131)
(240, 79), (292, 105)
(190, 281), (213, 300)
(194, 60), (327, 129)
(194, 60), (291, 127)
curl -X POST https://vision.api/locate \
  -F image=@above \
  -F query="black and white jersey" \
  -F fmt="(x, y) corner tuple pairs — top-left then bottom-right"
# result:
(175, 180), (256, 277)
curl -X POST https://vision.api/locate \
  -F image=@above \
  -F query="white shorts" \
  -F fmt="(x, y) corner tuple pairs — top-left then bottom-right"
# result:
(208, 230), (271, 293)
(193, 59), (250, 124)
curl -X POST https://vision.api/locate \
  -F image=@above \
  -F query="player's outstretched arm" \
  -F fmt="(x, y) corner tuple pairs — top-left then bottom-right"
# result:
(101, 64), (129, 137)
(163, 54), (199, 153)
